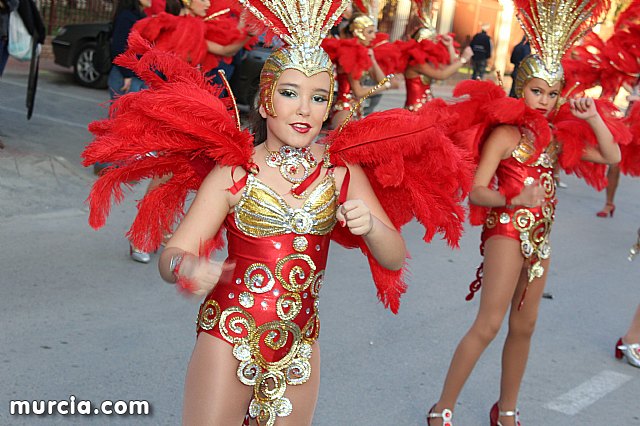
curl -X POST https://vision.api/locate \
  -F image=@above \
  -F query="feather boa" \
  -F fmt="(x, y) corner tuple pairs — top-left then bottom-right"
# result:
(326, 100), (474, 312)
(83, 33), (253, 252)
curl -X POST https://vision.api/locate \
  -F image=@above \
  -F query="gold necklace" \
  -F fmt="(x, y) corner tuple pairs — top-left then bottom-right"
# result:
(264, 143), (318, 193)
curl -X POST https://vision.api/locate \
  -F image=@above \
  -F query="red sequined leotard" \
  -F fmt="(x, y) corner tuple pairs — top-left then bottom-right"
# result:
(467, 131), (559, 303)
(404, 75), (434, 111)
(333, 72), (355, 113)
(196, 169), (337, 425)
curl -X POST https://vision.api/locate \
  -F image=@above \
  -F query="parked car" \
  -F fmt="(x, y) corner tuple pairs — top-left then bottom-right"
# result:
(51, 22), (271, 106)
(52, 22), (111, 89)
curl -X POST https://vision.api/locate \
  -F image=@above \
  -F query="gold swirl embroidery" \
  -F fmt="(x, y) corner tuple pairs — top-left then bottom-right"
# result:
(310, 270), (324, 297)
(197, 300), (221, 331)
(539, 172), (556, 200)
(244, 263), (276, 293)
(512, 209), (536, 232)
(485, 211), (498, 229)
(276, 293), (303, 321)
(219, 307), (256, 344)
(275, 254), (316, 292)
(301, 312), (320, 340)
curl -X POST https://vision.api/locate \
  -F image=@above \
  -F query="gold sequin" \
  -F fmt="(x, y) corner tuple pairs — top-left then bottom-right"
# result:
(235, 174), (337, 238)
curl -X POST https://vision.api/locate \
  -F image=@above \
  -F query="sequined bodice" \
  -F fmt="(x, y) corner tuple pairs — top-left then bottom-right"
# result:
(405, 75), (433, 110)
(196, 171), (338, 424)
(234, 173), (337, 237)
(483, 134), (559, 282)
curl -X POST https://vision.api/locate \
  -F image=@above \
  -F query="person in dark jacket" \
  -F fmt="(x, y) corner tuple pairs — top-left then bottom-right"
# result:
(0, 0), (19, 76)
(509, 36), (530, 97)
(469, 23), (492, 80)
(108, 0), (150, 98)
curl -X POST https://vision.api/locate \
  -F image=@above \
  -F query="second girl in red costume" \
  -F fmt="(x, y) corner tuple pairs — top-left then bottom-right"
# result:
(425, 0), (629, 424)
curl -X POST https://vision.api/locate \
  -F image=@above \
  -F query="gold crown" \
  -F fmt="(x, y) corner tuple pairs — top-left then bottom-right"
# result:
(240, 0), (348, 117)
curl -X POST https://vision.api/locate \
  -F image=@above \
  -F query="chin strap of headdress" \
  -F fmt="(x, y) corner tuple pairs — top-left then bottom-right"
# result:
(412, 0), (437, 42)
(239, 0), (348, 119)
(513, 0), (610, 98)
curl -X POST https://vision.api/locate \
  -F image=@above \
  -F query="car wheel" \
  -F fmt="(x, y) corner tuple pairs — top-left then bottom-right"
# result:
(73, 42), (108, 89)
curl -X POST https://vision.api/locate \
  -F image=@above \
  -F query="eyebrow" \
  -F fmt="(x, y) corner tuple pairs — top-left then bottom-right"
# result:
(279, 82), (330, 95)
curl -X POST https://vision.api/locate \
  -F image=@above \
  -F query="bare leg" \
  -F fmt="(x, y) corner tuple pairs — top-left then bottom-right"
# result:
(183, 334), (321, 426)
(430, 236), (525, 424)
(183, 333), (254, 425)
(497, 257), (551, 426)
(275, 342), (321, 426)
(597, 165), (620, 216)
(623, 304), (640, 344)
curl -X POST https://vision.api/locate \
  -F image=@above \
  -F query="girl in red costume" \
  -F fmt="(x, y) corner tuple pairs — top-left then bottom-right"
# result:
(561, 0), (640, 218)
(426, 0), (627, 424)
(323, 14), (388, 129)
(83, 0), (473, 423)
(402, 0), (472, 111)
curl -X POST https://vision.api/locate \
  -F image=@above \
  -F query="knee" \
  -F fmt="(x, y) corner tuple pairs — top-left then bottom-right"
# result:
(470, 319), (502, 345)
(508, 317), (537, 339)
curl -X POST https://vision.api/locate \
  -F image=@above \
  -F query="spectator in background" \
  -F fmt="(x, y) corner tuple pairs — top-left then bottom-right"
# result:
(0, 0), (19, 77)
(509, 36), (530, 97)
(470, 23), (491, 80)
(108, 0), (150, 98)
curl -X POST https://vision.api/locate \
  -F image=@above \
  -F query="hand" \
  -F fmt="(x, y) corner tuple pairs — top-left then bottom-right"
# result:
(461, 46), (473, 62)
(441, 34), (453, 47)
(627, 94), (640, 103)
(367, 48), (376, 60)
(336, 199), (374, 236)
(178, 256), (236, 298)
(512, 180), (546, 208)
(569, 97), (598, 120)
(120, 77), (132, 93)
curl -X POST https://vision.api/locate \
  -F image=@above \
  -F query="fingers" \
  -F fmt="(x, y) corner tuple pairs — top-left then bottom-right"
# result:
(337, 200), (373, 235)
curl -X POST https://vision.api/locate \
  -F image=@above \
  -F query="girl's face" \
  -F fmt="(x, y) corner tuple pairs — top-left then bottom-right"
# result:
(523, 78), (562, 116)
(360, 25), (376, 46)
(139, 0), (152, 9)
(188, 0), (210, 17)
(260, 68), (331, 149)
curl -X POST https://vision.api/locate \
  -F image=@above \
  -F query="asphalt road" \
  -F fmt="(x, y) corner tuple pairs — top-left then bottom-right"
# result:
(1, 57), (639, 425)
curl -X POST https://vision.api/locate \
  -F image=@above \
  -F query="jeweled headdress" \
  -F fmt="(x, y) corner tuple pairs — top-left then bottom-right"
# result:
(513, 0), (610, 97)
(412, 0), (437, 42)
(240, 0), (348, 118)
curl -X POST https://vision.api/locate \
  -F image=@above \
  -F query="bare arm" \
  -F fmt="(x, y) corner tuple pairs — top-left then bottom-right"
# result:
(158, 165), (239, 293)
(349, 48), (389, 99)
(570, 98), (621, 164)
(335, 164), (406, 270)
(206, 36), (250, 57)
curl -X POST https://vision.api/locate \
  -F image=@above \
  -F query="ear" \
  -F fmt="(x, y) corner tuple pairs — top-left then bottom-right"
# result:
(259, 104), (268, 119)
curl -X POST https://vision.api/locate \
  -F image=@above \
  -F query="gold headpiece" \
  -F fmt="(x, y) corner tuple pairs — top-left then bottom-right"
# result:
(240, 0), (349, 118)
(513, 0), (610, 98)
(349, 14), (375, 41)
(412, 0), (437, 42)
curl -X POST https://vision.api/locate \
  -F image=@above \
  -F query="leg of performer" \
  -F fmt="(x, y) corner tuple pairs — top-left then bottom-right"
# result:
(623, 304), (640, 344)
(183, 333), (254, 425)
(497, 257), (551, 426)
(276, 342), (321, 426)
(429, 236), (524, 424)
(597, 165), (620, 217)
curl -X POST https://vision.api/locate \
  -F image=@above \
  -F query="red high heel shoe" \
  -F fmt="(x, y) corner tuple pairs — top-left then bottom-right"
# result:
(596, 202), (615, 218)
(426, 404), (453, 426)
(490, 402), (521, 426)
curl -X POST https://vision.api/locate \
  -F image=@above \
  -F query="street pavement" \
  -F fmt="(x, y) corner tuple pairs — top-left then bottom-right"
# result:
(1, 56), (639, 425)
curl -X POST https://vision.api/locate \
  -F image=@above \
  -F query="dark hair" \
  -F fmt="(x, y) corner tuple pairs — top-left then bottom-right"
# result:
(248, 109), (267, 146)
(113, 0), (143, 21)
(164, 0), (184, 16)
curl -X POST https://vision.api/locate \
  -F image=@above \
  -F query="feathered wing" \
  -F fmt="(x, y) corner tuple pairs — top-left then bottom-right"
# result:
(446, 80), (551, 225)
(324, 101), (474, 313)
(552, 100), (632, 189)
(621, 102), (640, 176)
(82, 33), (254, 252)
